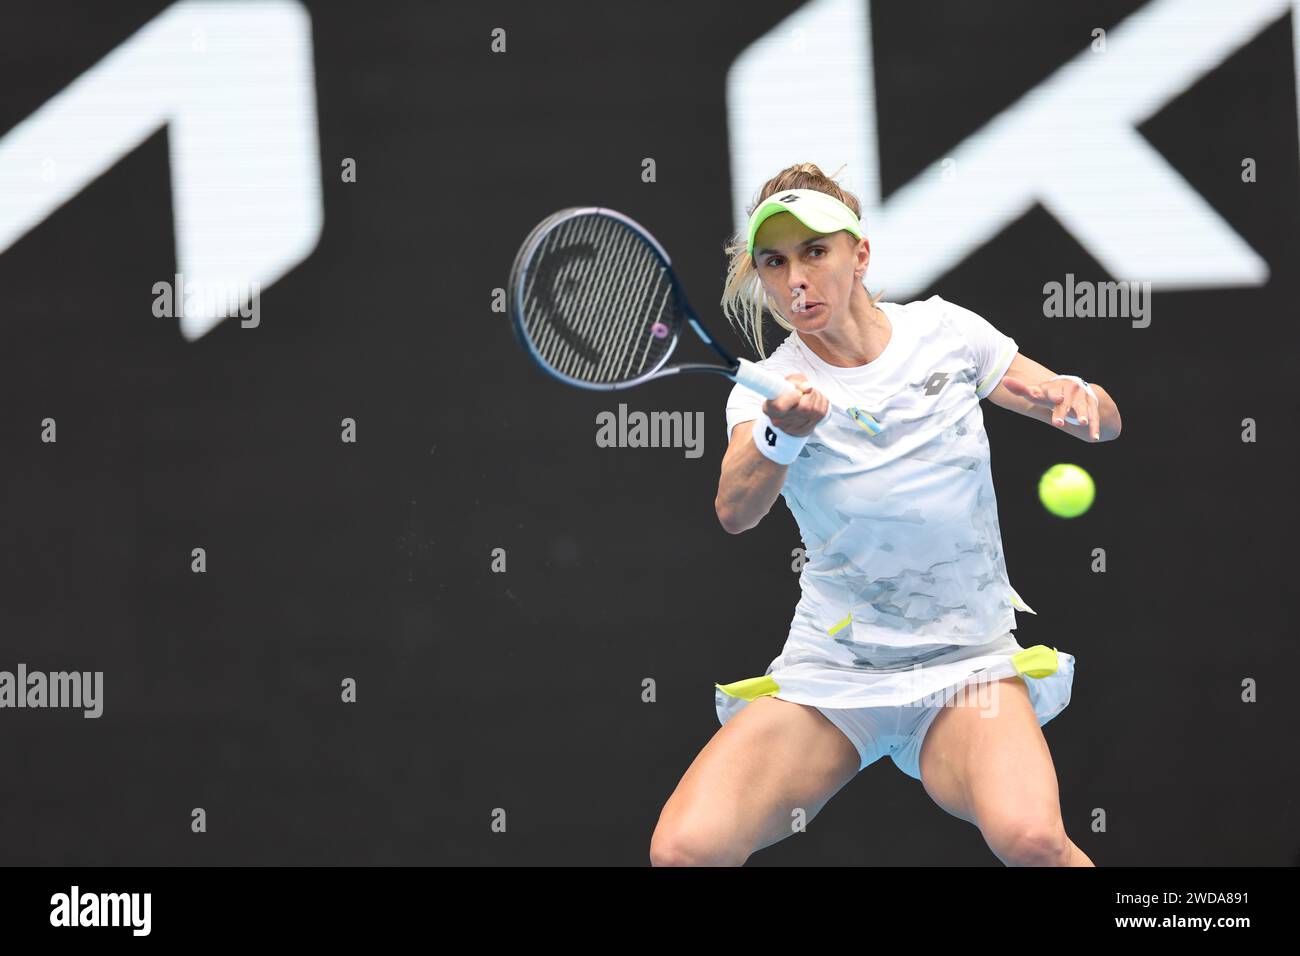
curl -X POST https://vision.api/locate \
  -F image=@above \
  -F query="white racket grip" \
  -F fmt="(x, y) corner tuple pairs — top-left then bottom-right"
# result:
(733, 358), (799, 401)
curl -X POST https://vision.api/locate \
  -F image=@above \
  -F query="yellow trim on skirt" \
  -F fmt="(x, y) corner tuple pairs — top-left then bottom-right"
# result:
(715, 645), (1061, 700)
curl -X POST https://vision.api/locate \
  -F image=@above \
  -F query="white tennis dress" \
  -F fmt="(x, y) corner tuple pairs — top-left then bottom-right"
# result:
(715, 294), (1075, 777)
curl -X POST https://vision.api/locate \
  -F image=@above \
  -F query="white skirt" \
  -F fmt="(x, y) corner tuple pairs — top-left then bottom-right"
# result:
(715, 631), (1075, 729)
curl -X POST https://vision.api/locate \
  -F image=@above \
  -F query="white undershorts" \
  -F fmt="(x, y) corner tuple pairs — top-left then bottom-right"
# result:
(820, 645), (1075, 780)
(715, 632), (1076, 781)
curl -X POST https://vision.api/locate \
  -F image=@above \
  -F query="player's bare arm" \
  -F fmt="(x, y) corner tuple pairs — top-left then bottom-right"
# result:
(987, 351), (1122, 443)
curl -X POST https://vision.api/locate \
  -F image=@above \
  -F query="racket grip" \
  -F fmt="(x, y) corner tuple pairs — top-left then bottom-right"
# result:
(733, 358), (800, 401)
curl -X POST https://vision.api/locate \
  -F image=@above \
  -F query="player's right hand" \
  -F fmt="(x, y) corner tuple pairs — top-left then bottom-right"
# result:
(764, 373), (828, 438)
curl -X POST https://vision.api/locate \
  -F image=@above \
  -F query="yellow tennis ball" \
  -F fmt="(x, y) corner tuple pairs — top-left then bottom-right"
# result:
(1038, 463), (1095, 518)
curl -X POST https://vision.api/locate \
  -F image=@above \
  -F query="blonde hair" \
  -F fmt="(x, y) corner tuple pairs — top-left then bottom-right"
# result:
(720, 162), (883, 359)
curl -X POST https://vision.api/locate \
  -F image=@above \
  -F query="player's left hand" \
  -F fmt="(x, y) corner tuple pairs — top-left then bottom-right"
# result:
(1000, 376), (1100, 441)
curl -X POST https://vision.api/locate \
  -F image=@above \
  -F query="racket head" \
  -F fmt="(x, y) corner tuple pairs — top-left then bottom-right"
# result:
(507, 207), (696, 391)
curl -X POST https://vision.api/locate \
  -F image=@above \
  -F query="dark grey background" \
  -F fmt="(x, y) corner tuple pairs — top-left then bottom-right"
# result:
(0, 0), (1295, 865)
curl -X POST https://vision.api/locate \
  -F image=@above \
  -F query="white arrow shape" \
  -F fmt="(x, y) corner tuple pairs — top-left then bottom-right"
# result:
(0, 0), (323, 340)
(729, 0), (1282, 296)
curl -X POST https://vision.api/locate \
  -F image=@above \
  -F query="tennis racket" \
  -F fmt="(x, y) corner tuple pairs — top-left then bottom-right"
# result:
(506, 206), (883, 436)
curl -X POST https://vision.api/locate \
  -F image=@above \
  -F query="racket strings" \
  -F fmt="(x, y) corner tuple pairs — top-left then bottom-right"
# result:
(533, 215), (668, 382)
(534, 214), (611, 374)
(520, 214), (681, 385)
(593, 220), (668, 381)
(560, 215), (646, 381)
(597, 229), (673, 383)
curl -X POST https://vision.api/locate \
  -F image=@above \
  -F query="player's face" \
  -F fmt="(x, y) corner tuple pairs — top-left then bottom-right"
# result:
(752, 214), (866, 330)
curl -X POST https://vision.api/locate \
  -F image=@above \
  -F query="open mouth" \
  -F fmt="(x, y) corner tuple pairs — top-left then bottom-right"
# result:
(794, 301), (823, 314)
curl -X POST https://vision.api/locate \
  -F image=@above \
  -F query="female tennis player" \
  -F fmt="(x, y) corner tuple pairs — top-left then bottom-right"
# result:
(649, 163), (1121, 867)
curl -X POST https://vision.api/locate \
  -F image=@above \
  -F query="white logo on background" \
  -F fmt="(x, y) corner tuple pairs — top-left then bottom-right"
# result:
(728, 0), (1293, 296)
(0, 0), (323, 341)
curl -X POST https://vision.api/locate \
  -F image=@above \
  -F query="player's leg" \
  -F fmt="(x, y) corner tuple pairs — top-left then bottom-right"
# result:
(650, 696), (862, 866)
(916, 676), (1094, 866)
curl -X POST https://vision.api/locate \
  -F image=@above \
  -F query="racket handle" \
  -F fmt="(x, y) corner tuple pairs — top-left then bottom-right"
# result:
(733, 358), (800, 401)
(733, 358), (865, 431)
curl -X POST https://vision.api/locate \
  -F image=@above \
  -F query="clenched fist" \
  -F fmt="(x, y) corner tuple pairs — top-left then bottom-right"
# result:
(763, 373), (829, 438)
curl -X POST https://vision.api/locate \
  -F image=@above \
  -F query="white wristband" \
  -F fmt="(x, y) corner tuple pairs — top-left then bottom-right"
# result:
(1041, 374), (1097, 426)
(750, 409), (807, 465)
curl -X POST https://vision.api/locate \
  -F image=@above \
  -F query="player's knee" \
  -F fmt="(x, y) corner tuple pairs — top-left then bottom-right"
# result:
(649, 824), (746, 867)
(985, 817), (1071, 867)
